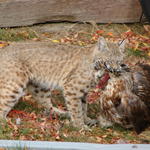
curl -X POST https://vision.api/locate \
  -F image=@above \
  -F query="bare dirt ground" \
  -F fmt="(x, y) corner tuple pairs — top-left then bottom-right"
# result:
(0, 22), (150, 144)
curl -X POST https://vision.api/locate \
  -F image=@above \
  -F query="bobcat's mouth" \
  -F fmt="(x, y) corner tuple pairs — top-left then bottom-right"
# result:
(94, 60), (130, 77)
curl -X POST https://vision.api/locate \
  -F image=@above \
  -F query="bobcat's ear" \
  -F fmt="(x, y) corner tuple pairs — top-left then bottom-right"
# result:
(118, 39), (128, 53)
(97, 37), (109, 51)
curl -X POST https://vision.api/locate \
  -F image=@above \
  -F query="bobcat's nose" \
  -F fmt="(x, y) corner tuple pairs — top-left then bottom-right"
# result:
(115, 69), (121, 73)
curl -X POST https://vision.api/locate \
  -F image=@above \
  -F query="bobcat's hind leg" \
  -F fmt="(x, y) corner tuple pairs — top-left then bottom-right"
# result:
(27, 83), (69, 117)
(0, 80), (27, 119)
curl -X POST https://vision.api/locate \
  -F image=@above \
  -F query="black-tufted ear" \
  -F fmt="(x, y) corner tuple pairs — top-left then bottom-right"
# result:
(118, 39), (128, 53)
(97, 37), (109, 51)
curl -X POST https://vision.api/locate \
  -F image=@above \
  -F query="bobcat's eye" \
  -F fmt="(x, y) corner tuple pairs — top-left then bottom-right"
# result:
(120, 64), (126, 67)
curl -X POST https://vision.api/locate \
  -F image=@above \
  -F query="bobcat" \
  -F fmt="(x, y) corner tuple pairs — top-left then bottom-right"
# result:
(0, 37), (126, 128)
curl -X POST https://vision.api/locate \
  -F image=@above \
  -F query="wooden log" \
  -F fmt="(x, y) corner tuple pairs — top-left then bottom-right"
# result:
(0, 0), (142, 27)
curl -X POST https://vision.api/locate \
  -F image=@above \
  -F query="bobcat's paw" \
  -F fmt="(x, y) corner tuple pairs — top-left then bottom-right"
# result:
(44, 107), (70, 118)
(80, 125), (92, 132)
(85, 117), (98, 127)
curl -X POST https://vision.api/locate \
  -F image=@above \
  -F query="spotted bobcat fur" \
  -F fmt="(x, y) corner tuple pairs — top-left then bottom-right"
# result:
(0, 37), (126, 128)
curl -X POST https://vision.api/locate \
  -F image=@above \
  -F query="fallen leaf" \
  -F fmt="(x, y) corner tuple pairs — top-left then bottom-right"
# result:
(55, 135), (61, 141)
(106, 32), (114, 37)
(144, 25), (150, 35)
(32, 38), (41, 41)
(0, 41), (9, 48)
(96, 30), (104, 34)
(102, 135), (107, 138)
(51, 40), (60, 43)
(96, 136), (103, 142)
(134, 42), (139, 50)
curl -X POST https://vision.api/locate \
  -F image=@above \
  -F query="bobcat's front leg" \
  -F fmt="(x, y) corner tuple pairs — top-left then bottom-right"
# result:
(63, 80), (90, 128)
(64, 90), (85, 128)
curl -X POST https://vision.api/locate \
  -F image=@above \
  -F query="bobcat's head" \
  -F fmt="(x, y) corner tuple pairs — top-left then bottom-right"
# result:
(93, 37), (129, 76)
